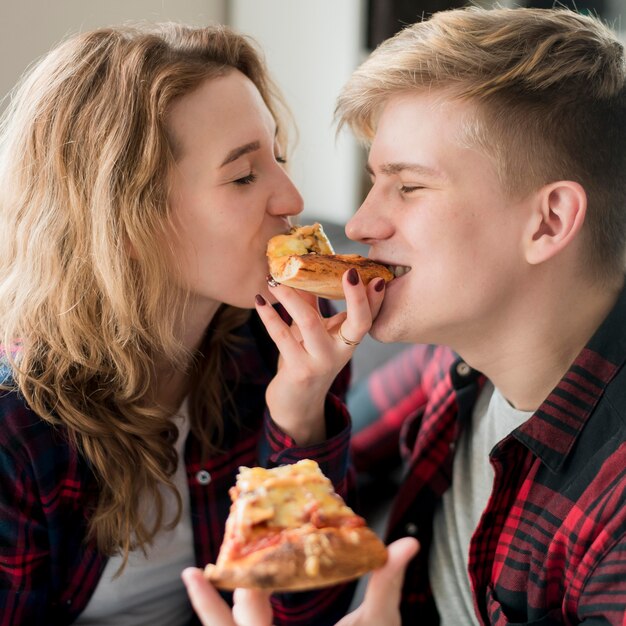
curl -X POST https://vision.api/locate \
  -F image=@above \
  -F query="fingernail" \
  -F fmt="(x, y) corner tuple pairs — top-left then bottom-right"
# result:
(374, 278), (386, 292)
(181, 568), (196, 588)
(255, 294), (266, 306)
(347, 268), (359, 285)
(266, 274), (279, 287)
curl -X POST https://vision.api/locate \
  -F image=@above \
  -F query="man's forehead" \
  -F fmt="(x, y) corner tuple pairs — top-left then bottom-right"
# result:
(371, 92), (484, 164)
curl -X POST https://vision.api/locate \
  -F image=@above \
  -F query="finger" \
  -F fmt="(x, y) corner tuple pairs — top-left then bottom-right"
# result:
(366, 277), (387, 321)
(265, 283), (331, 357)
(267, 274), (321, 311)
(340, 269), (374, 347)
(181, 568), (236, 626)
(232, 588), (274, 626)
(293, 288), (321, 312)
(324, 310), (348, 331)
(360, 538), (419, 617)
(254, 293), (309, 363)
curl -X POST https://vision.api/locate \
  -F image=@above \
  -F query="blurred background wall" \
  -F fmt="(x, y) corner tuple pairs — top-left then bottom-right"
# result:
(1, 0), (624, 226)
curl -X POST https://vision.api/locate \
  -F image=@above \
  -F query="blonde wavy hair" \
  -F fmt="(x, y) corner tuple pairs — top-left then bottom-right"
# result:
(0, 22), (290, 568)
(336, 7), (626, 281)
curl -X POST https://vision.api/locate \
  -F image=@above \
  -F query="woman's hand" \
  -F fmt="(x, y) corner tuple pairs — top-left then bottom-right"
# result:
(181, 538), (418, 626)
(255, 269), (386, 445)
(181, 571), (272, 626)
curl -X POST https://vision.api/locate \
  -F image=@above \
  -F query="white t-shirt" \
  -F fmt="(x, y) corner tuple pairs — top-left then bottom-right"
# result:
(76, 400), (195, 626)
(429, 382), (533, 625)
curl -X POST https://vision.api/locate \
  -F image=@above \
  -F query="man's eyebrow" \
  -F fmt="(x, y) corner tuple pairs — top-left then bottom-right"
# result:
(365, 161), (446, 180)
(220, 141), (261, 167)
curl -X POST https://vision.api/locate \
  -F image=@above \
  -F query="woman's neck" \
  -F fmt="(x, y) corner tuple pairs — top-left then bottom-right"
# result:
(153, 296), (222, 414)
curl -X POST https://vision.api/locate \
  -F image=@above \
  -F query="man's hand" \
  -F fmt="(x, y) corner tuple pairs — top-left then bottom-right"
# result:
(336, 537), (419, 626)
(181, 537), (418, 626)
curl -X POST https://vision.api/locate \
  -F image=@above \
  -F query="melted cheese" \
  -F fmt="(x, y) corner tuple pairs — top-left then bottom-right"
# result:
(232, 459), (354, 531)
(267, 223), (335, 258)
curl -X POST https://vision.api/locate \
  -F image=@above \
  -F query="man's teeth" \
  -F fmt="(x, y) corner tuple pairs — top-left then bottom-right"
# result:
(387, 265), (411, 278)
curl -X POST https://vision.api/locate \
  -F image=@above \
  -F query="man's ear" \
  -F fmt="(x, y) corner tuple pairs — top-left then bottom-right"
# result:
(524, 181), (587, 265)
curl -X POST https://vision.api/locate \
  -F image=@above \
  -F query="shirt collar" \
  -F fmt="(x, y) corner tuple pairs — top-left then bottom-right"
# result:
(513, 281), (626, 472)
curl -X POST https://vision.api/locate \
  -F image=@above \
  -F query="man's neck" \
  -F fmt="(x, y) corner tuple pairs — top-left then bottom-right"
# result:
(457, 275), (623, 412)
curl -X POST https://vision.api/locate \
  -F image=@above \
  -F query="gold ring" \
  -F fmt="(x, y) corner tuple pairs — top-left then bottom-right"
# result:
(337, 326), (360, 347)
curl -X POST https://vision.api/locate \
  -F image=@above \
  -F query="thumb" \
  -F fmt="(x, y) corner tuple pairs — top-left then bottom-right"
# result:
(232, 588), (274, 626)
(181, 568), (236, 626)
(359, 537), (419, 620)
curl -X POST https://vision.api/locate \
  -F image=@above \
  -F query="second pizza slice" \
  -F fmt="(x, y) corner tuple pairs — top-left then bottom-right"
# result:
(204, 459), (387, 591)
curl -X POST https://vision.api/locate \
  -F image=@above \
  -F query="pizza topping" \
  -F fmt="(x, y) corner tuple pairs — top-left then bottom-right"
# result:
(303, 533), (334, 576)
(231, 460), (358, 539)
(229, 530), (284, 559)
(267, 223), (335, 259)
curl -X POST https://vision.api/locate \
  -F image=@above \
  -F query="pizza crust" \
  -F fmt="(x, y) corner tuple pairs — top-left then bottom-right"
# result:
(205, 525), (387, 592)
(268, 253), (394, 300)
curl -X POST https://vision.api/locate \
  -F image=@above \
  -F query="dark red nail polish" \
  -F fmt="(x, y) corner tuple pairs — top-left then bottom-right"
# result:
(374, 278), (386, 292)
(255, 294), (266, 306)
(347, 268), (359, 285)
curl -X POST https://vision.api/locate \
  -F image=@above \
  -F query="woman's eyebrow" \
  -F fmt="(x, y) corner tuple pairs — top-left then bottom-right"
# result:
(220, 141), (261, 167)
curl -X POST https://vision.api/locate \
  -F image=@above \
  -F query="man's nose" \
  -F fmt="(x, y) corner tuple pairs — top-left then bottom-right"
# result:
(345, 188), (391, 243)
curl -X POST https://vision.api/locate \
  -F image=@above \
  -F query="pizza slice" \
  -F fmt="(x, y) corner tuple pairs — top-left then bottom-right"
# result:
(204, 459), (387, 592)
(267, 223), (393, 300)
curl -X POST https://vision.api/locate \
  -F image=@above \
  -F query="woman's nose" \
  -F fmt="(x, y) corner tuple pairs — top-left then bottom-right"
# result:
(268, 169), (303, 217)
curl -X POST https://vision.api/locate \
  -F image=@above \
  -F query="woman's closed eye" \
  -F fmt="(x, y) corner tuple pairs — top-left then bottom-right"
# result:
(233, 172), (258, 186)
(232, 154), (286, 185)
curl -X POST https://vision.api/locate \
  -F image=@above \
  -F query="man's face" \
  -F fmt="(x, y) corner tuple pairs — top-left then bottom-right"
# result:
(346, 91), (531, 349)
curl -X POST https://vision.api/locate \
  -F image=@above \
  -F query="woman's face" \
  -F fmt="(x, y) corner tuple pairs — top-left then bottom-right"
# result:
(166, 70), (303, 316)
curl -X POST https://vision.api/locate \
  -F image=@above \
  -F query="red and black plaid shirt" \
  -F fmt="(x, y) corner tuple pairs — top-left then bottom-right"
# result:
(0, 306), (353, 626)
(352, 286), (626, 625)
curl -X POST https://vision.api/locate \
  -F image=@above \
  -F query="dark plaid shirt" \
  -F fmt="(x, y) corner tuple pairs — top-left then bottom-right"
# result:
(0, 308), (353, 626)
(352, 285), (626, 625)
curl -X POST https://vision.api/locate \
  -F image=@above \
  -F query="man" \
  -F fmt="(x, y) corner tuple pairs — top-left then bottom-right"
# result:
(184, 6), (626, 624)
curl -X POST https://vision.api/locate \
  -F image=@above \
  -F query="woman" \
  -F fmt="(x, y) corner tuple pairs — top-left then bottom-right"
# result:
(0, 23), (385, 625)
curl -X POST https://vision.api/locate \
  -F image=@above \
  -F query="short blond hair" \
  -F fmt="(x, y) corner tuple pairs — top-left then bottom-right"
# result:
(337, 7), (626, 278)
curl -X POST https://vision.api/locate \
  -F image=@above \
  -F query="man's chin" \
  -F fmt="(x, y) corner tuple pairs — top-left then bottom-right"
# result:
(370, 315), (402, 344)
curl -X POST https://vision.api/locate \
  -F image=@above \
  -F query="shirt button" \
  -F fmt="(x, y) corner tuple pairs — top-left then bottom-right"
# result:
(405, 522), (419, 536)
(195, 470), (212, 485)
(456, 362), (471, 377)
